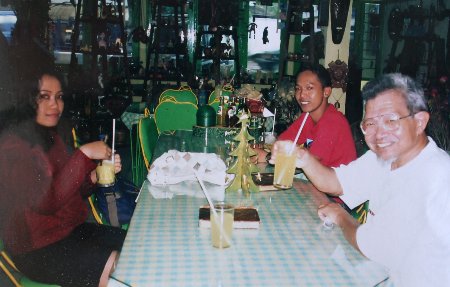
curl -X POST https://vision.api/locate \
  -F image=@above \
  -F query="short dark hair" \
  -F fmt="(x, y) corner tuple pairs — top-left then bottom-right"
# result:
(361, 73), (428, 114)
(296, 64), (332, 88)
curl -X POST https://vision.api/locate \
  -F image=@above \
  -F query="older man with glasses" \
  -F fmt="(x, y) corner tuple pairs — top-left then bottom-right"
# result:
(271, 73), (450, 287)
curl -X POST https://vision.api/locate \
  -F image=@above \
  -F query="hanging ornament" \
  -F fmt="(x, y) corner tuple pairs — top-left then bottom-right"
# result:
(327, 52), (348, 92)
(332, 94), (343, 109)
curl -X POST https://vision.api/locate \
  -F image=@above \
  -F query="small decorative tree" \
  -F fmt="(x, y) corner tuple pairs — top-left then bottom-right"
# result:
(226, 111), (260, 193)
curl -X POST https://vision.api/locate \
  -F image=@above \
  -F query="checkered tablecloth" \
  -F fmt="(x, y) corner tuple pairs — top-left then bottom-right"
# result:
(111, 181), (388, 287)
(110, 131), (388, 287)
(120, 112), (146, 130)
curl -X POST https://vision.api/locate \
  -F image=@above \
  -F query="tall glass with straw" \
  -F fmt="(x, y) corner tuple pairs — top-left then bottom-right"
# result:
(273, 113), (309, 189)
(96, 119), (116, 187)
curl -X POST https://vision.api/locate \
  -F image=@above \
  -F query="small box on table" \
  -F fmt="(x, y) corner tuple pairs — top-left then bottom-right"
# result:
(199, 206), (261, 229)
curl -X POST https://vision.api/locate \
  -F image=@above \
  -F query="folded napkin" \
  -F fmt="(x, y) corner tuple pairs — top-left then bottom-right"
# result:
(148, 150), (229, 186)
(148, 180), (226, 201)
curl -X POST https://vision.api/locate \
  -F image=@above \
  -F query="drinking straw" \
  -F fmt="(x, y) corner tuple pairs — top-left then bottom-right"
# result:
(229, 73), (235, 86)
(271, 108), (277, 135)
(274, 113), (310, 187)
(111, 119), (116, 163)
(193, 163), (231, 246)
(134, 180), (146, 203)
(288, 112), (309, 155)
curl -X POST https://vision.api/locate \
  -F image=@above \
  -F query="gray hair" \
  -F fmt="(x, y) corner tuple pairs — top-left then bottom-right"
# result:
(361, 73), (428, 113)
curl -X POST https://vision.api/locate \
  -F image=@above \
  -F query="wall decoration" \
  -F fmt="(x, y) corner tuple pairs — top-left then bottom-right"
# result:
(327, 59), (348, 93)
(330, 0), (350, 44)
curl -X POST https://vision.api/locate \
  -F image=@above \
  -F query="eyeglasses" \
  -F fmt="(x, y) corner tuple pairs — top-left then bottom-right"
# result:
(360, 113), (414, 135)
(37, 92), (64, 103)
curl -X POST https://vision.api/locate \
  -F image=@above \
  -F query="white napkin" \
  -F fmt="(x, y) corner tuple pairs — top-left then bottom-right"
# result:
(148, 150), (229, 186)
(148, 180), (225, 201)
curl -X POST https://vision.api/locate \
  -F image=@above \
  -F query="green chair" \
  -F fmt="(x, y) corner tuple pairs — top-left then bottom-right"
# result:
(154, 101), (198, 133)
(129, 109), (159, 187)
(159, 86), (198, 105)
(0, 239), (60, 287)
(138, 109), (159, 170)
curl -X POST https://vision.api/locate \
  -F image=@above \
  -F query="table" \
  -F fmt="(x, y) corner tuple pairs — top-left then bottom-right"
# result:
(110, 131), (388, 287)
(120, 102), (149, 130)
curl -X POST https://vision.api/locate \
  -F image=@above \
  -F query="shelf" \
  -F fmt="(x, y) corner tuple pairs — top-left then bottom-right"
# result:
(287, 30), (309, 35)
(156, 0), (183, 7)
(289, 4), (311, 12)
(143, 0), (188, 100)
(80, 16), (121, 24)
(197, 56), (236, 61)
(78, 50), (124, 56)
(198, 29), (235, 36)
(149, 47), (187, 55)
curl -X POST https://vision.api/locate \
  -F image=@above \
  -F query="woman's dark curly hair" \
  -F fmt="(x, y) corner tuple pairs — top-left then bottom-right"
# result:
(0, 66), (71, 151)
(0, 65), (66, 132)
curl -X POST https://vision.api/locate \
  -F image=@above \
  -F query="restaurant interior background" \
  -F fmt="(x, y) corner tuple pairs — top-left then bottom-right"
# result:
(0, 0), (449, 158)
(0, 0), (449, 285)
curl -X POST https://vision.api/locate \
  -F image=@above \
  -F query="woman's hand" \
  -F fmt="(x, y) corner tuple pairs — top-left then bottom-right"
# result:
(79, 141), (112, 160)
(89, 154), (122, 184)
(113, 154), (122, 174)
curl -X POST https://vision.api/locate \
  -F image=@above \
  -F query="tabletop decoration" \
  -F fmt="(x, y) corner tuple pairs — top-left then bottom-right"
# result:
(147, 150), (228, 186)
(226, 111), (260, 193)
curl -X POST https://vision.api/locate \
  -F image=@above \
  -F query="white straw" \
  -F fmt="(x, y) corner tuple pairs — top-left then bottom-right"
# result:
(134, 179), (146, 203)
(229, 73), (235, 85)
(288, 112), (309, 155)
(111, 119), (116, 163)
(193, 165), (232, 246)
(271, 108), (277, 135)
(194, 169), (216, 217)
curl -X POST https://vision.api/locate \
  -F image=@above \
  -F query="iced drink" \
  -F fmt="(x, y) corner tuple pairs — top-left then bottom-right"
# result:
(273, 142), (296, 189)
(211, 203), (234, 248)
(96, 160), (115, 187)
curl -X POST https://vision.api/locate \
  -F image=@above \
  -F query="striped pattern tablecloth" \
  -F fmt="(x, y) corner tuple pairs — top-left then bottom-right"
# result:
(111, 179), (388, 287)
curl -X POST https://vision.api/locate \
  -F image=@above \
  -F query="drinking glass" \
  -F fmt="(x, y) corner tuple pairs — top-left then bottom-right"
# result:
(211, 202), (234, 248)
(273, 141), (297, 189)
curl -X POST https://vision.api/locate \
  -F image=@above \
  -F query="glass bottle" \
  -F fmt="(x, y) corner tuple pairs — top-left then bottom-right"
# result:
(216, 96), (226, 127)
(225, 95), (236, 127)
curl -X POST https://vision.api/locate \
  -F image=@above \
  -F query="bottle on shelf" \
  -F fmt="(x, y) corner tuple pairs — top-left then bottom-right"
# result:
(216, 95), (227, 127)
(225, 95), (237, 127)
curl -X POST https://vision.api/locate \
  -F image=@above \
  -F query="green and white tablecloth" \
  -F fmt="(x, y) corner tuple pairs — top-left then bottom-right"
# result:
(110, 131), (389, 287)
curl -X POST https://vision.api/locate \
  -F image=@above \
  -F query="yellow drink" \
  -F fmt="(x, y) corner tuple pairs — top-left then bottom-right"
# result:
(273, 149), (296, 189)
(211, 203), (234, 249)
(96, 160), (115, 187)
